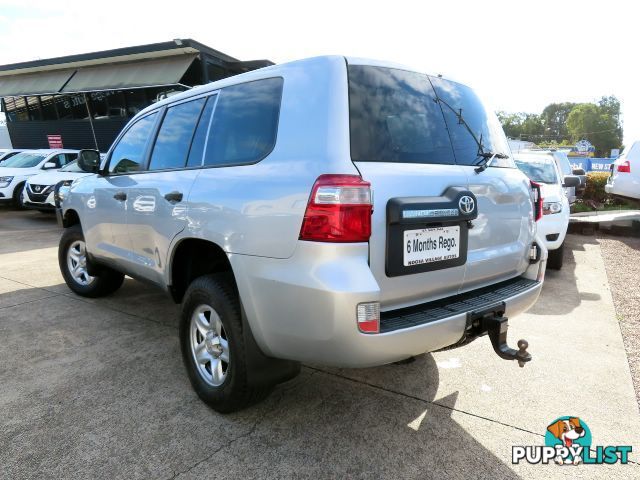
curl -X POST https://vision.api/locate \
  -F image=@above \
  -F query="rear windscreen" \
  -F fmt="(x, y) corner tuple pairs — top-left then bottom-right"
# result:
(348, 65), (511, 166)
(348, 65), (456, 165)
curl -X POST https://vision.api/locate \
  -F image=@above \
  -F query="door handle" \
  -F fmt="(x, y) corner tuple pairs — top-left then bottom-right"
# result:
(164, 191), (183, 203)
(113, 191), (127, 201)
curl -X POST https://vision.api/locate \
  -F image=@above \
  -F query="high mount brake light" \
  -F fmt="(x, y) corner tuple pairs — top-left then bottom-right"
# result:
(299, 174), (372, 242)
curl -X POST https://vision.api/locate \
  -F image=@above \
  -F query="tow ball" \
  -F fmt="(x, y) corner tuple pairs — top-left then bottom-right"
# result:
(468, 305), (532, 367)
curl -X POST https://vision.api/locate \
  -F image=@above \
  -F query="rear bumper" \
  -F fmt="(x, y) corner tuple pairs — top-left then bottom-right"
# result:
(605, 175), (640, 200)
(230, 241), (544, 367)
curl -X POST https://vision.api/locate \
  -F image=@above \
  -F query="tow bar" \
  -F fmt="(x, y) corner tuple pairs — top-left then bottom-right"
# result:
(467, 303), (532, 367)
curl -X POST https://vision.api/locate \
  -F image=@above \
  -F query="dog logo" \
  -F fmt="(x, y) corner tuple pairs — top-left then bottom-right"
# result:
(458, 195), (475, 215)
(546, 417), (588, 465)
(513, 416), (632, 465)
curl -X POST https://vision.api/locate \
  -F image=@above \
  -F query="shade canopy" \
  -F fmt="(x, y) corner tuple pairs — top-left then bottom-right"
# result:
(0, 68), (76, 96)
(61, 54), (198, 93)
(0, 54), (198, 97)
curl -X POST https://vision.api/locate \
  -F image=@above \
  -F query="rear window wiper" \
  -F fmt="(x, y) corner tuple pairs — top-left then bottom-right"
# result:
(433, 96), (508, 173)
(474, 151), (510, 173)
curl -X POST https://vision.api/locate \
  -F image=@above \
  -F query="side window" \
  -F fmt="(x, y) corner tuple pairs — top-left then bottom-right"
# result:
(48, 154), (73, 168)
(203, 77), (283, 167)
(62, 153), (77, 166)
(109, 112), (158, 173)
(186, 95), (216, 168)
(148, 98), (206, 171)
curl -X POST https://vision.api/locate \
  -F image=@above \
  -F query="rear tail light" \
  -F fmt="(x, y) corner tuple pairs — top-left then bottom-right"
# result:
(357, 302), (380, 334)
(618, 160), (631, 173)
(530, 181), (543, 221)
(299, 174), (372, 242)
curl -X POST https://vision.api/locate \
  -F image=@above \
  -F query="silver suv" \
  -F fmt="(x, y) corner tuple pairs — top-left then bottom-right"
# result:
(57, 56), (546, 412)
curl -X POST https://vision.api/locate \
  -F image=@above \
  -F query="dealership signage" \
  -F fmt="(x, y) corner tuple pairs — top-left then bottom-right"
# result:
(570, 158), (615, 172)
(47, 134), (63, 149)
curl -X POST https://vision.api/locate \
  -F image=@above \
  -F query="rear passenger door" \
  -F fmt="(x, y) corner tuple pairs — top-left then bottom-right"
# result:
(125, 95), (215, 285)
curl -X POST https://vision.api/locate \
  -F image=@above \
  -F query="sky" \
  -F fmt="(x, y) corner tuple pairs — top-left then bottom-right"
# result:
(0, 0), (637, 145)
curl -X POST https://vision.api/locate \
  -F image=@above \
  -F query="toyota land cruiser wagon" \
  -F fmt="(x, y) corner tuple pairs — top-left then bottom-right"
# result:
(58, 56), (546, 412)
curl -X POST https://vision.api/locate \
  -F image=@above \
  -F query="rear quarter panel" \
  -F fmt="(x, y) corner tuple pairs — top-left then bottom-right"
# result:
(178, 56), (357, 261)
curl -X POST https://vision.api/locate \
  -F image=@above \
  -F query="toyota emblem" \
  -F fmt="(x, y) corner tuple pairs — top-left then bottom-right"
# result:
(459, 196), (475, 215)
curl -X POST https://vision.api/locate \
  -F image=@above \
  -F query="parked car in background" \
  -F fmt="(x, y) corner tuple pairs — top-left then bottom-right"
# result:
(0, 149), (23, 163)
(606, 140), (640, 201)
(23, 159), (94, 211)
(0, 149), (78, 207)
(515, 153), (578, 270)
(57, 56), (546, 412)
(520, 149), (582, 202)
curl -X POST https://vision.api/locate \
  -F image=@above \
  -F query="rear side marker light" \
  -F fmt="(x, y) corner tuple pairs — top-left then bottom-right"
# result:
(618, 160), (631, 173)
(530, 181), (543, 222)
(357, 302), (380, 334)
(299, 174), (372, 242)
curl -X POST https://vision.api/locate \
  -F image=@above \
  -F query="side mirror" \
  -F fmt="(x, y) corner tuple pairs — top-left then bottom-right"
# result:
(43, 162), (57, 169)
(572, 168), (586, 176)
(77, 149), (101, 173)
(563, 175), (581, 188)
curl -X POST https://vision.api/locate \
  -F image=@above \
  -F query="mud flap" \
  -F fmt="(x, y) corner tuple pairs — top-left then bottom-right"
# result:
(467, 303), (532, 367)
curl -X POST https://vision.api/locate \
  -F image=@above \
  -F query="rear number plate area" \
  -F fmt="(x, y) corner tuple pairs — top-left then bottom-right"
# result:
(404, 226), (460, 266)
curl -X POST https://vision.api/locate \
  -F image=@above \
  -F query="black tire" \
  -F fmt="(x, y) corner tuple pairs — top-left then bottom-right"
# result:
(180, 273), (272, 413)
(547, 242), (564, 270)
(58, 225), (125, 297)
(12, 182), (25, 209)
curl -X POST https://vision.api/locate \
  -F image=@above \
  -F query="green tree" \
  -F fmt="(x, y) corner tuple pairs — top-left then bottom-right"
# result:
(540, 102), (576, 142)
(496, 112), (544, 141)
(566, 102), (622, 156)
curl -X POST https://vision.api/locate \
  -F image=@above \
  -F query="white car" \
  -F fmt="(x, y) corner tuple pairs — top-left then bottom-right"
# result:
(515, 154), (578, 270)
(0, 149), (78, 207)
(519, 149), (579, 203)
(605, 141), (640, 201)
(23, 160), (94, 211)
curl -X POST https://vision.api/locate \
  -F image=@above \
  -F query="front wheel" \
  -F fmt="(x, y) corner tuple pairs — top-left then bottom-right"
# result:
(58, 225), (125, 297)
(547, 242), (564, 270)
(180, 274), (272, 413)
(12, 183), (25, 209)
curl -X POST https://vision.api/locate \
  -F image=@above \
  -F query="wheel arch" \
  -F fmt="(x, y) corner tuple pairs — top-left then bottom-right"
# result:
(62, 208), (81, 228)
(168, 238), (234, 303)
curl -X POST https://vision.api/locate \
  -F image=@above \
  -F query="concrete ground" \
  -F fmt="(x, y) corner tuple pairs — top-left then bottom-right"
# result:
(1, 206), (639, 479)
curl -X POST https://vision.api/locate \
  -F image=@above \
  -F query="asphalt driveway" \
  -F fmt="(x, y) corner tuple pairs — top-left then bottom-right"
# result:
(1, 207), (639, 479)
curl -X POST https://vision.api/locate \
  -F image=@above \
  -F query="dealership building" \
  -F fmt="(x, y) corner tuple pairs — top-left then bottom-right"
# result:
(0, 39), (272, 151)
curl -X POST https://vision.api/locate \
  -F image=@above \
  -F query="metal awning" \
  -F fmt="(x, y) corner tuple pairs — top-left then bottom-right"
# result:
(61, 54), (198, 93)
(0, 68), (76, 96)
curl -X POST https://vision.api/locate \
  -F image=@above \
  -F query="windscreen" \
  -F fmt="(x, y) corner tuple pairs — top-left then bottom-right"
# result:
(1, 152), (46, 168)
(348, 65), (456, 165)
(348, 65), (512, 167)
(515, 158), (558, 184)
(430, 76), (511, 166)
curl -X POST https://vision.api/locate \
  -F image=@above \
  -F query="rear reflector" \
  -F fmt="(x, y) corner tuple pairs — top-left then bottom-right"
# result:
(530, 181), (543, 221)
(357, 302), (380, 334)
(618, 160), (631, 173)
(299, 174), (372, 242)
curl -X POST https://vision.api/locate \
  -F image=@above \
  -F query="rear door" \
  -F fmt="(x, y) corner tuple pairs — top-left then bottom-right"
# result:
(429, 76), (533, 291)
(348, 65), (469, 308)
